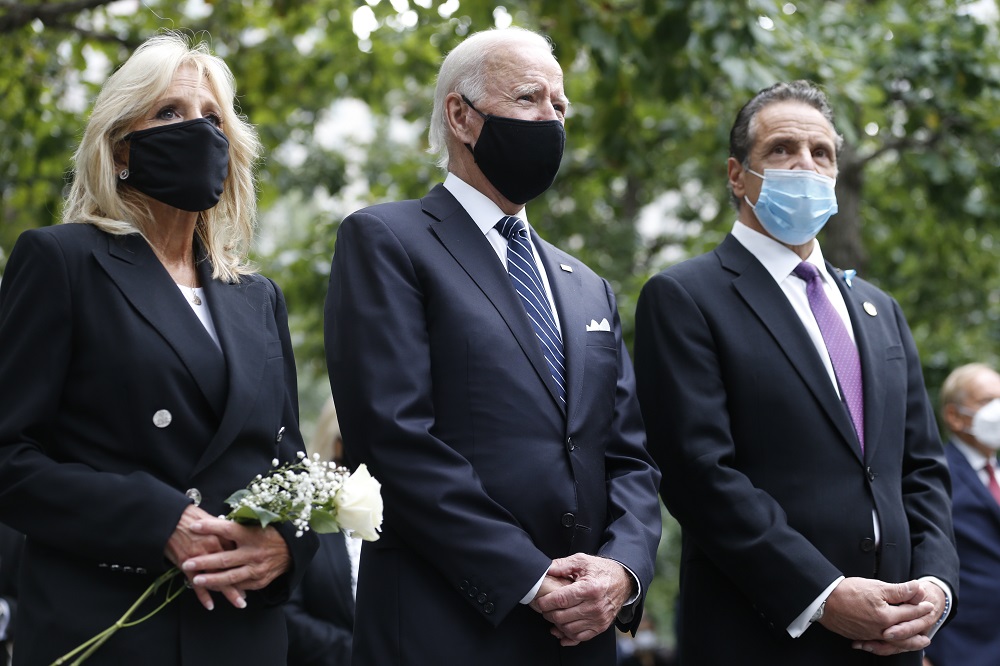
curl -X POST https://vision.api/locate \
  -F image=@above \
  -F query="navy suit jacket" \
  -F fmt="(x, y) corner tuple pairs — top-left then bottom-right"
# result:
(634, 234), (958, 665)
(324, 184), (661, 666)
(0, 224), (316, 665)
(285, 531), (355, 665)
(924, 442), (1000, 666)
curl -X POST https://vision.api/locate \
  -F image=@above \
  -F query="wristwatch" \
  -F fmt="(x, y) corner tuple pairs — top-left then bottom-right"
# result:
(810, 599), (827, 623)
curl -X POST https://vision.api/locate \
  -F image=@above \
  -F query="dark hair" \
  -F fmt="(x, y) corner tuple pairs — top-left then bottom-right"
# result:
(728, 80), (844, 209)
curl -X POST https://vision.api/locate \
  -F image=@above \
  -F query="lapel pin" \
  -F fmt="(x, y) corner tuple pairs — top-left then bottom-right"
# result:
(863, 302), (878, 317)
(559, 263), (573, 273)
(843, 269), (856, 289)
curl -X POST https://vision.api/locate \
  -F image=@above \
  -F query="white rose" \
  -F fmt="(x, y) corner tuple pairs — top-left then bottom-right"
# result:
(335, 463), (383, 541)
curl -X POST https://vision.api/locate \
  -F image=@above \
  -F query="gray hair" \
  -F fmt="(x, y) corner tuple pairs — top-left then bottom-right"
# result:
(727, 80), (844, 209)
(940, 362), (997, 427)
(428, 27), (554, 170)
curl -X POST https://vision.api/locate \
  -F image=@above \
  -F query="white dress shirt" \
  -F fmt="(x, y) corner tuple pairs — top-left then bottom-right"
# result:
(730, 222), (951, 637)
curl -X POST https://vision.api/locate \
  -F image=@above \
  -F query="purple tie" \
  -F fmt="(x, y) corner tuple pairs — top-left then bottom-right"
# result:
(793, 262), (865, 451)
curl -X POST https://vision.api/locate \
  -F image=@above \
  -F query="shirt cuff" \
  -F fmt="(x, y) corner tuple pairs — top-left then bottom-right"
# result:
(920, 576), (952, 638)
(0, 598), (9, 641)
(787, 576), (844, 638)
(611, 560), (642, 623)
(520, 567), (550, 605)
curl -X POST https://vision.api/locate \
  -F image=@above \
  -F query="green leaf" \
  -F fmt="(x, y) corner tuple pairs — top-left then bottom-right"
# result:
(308, 509), (343, 534)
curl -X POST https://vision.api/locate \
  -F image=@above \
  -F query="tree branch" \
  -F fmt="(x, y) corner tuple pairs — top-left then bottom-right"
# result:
(0, 0), (119, 33)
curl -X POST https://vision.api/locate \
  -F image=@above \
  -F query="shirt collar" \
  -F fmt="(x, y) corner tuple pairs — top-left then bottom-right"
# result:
(730, 220), (832, 285)
(443, 172), (528, 236)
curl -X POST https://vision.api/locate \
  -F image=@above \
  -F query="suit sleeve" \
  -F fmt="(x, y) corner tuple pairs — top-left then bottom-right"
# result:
(256, 277), (319, 606)
(596, 279), (662, 632)
(0, 230), (190, 568)
(325, 212), (552, 625)
(889, 297), (959, 593)
(634, 271), (842, 628)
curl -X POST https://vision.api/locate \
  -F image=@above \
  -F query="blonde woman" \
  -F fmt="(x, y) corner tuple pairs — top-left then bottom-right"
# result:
(0, 33), (315, 665)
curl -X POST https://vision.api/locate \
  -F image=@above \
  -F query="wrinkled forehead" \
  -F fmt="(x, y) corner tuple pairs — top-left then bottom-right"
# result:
(485, 42), (565, 93)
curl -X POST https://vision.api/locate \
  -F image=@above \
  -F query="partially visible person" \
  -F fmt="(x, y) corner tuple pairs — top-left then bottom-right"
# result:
(325, 26), (661, 666)
(617, 616), (676, 666)
(0, 523), (22, 666)
(924, 363), (1000, 666)
(285, 398), (358, 666)
(634, 80), (958, 664)
(0, 33), (315, 665)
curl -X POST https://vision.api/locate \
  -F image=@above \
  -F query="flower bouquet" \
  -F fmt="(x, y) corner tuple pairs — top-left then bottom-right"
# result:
(51, 453), (382, 666)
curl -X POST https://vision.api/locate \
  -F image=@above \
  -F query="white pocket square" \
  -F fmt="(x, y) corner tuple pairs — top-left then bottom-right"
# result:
(586, 318), (611, 332)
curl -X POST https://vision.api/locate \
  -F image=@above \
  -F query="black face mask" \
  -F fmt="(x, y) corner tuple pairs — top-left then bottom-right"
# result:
(462, 96), (565, 205)
(120, 118), (230, 212)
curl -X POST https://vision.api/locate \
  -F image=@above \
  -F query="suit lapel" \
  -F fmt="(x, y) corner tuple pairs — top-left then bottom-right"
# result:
(94, 234), (227, 416)
(719, 236), (860, 459)
(423, 185), (566, 413)
(829, 266), (883, 462)
(535, 238), (582, 418)
(950, 444), (1000, 528)
(191, 269), (271, 476)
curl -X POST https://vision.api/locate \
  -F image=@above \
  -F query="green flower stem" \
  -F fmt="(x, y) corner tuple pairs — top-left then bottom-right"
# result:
(50, 568), (184, 666)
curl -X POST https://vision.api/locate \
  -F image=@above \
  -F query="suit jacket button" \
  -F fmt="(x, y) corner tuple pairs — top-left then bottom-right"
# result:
(476, 593), (487, 605)
(561, 513), (576, 528)
(566, 437), (576, 451)
(866, 467), (877, 482)
(859, 537), (876, 552)
(484, 602), (495, 614)
(152, 409), (172, 428)
(459, 579), (469, 592)
(468, 586), (478, 598)
(185, 488), (202, 506)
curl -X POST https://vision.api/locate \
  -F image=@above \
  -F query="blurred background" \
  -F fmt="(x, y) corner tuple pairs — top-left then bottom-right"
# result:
(2, 0), (998, 649)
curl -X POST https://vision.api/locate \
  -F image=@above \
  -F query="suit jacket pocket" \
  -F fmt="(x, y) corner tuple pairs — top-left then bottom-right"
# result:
(885, 344), (904, 361)
(584, 330), (616, 349)
(266, 339), (283, 360)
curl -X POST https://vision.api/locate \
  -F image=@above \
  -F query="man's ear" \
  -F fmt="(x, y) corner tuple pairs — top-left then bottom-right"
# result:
(728, 157), (747, 201)
(445, 92), (478, 146)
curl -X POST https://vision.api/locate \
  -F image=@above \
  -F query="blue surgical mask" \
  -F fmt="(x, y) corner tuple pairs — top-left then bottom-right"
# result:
(745, 168), (838, 245)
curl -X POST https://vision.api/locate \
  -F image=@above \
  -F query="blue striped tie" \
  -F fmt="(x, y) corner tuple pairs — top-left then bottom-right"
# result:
(495, 216), (566, 405)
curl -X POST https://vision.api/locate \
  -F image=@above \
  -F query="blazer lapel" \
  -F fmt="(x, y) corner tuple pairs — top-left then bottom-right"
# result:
(423, 185), (566, 413)
(535, 238), (581, 418)
(191, 270), (272, 476)
(94, 234), (227, 416)
(951, 444), (1000, 529)
(719, 236), (860, 459)
(830, 266), (883, 462)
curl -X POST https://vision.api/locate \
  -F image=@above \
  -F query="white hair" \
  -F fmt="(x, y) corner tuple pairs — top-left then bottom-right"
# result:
(428, 27), (554, 169)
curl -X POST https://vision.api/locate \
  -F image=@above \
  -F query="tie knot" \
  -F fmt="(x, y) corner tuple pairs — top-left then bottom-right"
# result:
(792, 261), (822, 283)
(495, 215), (527, 241)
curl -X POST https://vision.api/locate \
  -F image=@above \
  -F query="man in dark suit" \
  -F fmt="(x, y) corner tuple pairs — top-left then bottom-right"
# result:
(325, 26), (661, 666)
(634, 80), (959, 664)
(924, 363), (1000, 666)
(0, 524), (22, 666)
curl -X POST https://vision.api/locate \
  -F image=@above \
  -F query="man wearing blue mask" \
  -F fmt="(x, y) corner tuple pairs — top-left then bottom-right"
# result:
(324, 26), (661, 666)
(634, 80), (959, 664)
